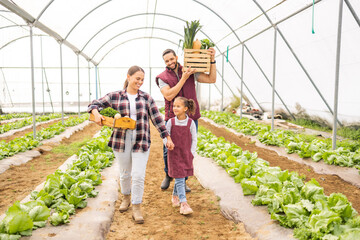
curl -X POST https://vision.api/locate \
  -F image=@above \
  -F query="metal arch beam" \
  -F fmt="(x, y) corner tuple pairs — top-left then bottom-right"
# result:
(252, 0), (342, 126)
(81, 13), (188, 52)
(79, 12), (264, 114)
(0, 0), (98, 66)
(345, 0), (360, 28)
(0, 34), (46, 51)
(98, 37), (178, 64)
(92, 26), (182, 59)
(36, 0), (55, 21)
(0, 24), (26, 30)
(192, 0), (241, 43)
(82, 13), (264, 114)
(65, 0), (112, 40)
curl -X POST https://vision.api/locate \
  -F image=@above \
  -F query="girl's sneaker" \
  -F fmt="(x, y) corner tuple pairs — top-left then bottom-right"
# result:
(172, 195), (180, 207)
(180, 202), (193, 215)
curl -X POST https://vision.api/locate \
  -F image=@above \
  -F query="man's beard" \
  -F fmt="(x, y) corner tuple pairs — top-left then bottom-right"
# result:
(168, 62), (178, 70)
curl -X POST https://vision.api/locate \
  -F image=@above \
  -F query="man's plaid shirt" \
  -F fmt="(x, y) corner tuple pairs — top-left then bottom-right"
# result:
(88, 89), (169, 152)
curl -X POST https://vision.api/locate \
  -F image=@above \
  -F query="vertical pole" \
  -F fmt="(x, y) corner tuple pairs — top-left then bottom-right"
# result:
(59, 43), (64, 124)
(98, 67), (101, 97)
(221, 54), (224, 112)
(149, 67), (152, 95)
(29, 25), (36, 138)
(40, 36), (45, 115)
(240, 44), (244, 119)
(95, 65), (98, 99)
(271, 26), (278, 131)
(77, 54), (80, 117)
(88, 61), (91, 102)
(208, 84), (211, 110)
(333, 0), (344, 150)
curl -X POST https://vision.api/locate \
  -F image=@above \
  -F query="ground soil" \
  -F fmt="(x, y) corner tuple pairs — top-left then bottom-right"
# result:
(199, 119), (360, 214)
(0, 122), (101, 214)
(106, 123), (254, 240)
(0, 119), (63, 142)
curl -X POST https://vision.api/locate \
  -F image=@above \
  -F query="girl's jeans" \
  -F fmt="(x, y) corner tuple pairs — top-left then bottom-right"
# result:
(173, 178), (187, 203)
(113, 130), (150, 204)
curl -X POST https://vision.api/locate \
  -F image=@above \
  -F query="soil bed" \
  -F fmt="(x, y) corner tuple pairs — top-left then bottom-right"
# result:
(107, 123), (254, 240)
(199, 119), (360, 214)
(0, 122), (101, 214)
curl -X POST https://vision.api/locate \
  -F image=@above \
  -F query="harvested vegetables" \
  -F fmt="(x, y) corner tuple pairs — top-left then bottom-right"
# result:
(99, 108), (119, 118)
(181, 20), (202, 49)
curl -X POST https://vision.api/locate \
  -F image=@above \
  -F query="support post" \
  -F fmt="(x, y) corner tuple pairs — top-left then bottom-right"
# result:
(95, 65), (98, 99)
(59, 43), (64, 124)
(40, 36), (45, 114)
(88, 61), (91, 102)
(240, 44), (244, 119)
(221, 54), (224, 112)
(77, 54), (80, 117)
(333, 0), (344, 150)
(271, 27), (278, 131)
(30, 25), (36, 138)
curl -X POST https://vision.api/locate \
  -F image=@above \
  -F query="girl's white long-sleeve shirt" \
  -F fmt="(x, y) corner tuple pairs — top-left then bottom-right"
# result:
(163, 115), (197, 156)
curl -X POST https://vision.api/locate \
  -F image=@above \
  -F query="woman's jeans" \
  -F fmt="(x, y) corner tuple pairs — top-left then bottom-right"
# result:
(113, 130), (150, 204)
(173, 178), (187, 203)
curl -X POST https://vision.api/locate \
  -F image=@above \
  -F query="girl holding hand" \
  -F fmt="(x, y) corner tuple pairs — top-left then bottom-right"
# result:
(164, 96), (197, 215)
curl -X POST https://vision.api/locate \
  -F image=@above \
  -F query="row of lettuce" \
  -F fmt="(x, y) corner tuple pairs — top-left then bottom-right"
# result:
(0, 113), (63, 134)
(0, 113), (32, 121)
(201, 111), (360, 172)
(0, 114), (89, 161)
(0, 127), (114, 239)
(197, 127), (359, 240)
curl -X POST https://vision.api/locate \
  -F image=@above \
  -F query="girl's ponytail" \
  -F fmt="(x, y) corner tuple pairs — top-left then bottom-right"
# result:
(187, 99), (196, 115)
(175, 96), (196, 115)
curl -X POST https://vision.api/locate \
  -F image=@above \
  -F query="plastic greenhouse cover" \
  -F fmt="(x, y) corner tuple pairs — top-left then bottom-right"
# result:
(0, 0), (359, 125)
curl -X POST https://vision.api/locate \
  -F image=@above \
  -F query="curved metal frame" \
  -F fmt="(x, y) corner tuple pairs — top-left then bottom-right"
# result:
(92, 26), (182, 59)
(98, 36), (178, 64)
(0, 34), (46, 51)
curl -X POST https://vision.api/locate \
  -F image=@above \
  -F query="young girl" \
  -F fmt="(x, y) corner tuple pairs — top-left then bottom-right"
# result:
(88, 65), (174, 224)
(164, 96), (197, 215)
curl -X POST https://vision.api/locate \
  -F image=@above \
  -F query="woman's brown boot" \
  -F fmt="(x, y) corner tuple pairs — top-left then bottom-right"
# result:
(132, 204), (144, 224)
(119, 195), (131, 212)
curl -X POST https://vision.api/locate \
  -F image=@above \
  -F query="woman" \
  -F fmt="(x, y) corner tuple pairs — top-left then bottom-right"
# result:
(88, 65), (174, 224)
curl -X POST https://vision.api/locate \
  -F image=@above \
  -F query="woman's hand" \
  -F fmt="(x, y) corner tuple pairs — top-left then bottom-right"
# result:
(92, 109), (105, 126)
(166, 136), (175, 150)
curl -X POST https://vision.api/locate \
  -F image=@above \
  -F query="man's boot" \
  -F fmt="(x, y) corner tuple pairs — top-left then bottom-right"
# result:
(132, 204), (144, 224)
(119, 195), (131, 212)
(185, 183), (191, 193)
(161, 174), (173, 190)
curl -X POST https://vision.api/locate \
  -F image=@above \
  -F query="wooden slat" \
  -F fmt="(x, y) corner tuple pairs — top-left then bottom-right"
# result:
(184, 49), (209, 54)
(89, 113), (136, 129)
(184, 58), (210, 63)
(184, 63), (209, 67)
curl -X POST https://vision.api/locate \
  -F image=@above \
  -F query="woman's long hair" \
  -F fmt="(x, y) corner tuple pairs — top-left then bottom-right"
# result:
(124, 65), (145, 89)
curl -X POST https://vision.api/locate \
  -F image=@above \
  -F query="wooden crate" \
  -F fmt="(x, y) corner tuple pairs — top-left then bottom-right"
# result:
(184, 49), (211, 73)
(89, 113), (136, 130)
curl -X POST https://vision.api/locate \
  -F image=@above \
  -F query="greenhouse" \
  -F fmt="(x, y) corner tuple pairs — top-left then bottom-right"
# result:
(0, 0), (359, 239)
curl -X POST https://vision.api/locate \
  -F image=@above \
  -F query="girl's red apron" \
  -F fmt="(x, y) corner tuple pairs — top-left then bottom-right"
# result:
(167, 118), (194, 178)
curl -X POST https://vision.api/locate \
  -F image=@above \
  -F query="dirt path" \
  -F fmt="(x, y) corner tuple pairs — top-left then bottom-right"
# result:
(0, 122), (101, 214)
(199, 119), (360, 214)
(107, 124), (254, 240)
(0, 119), (62, 142)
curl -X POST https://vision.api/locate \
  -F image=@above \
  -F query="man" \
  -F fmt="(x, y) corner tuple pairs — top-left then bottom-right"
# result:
(155, 48), (216, 191)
